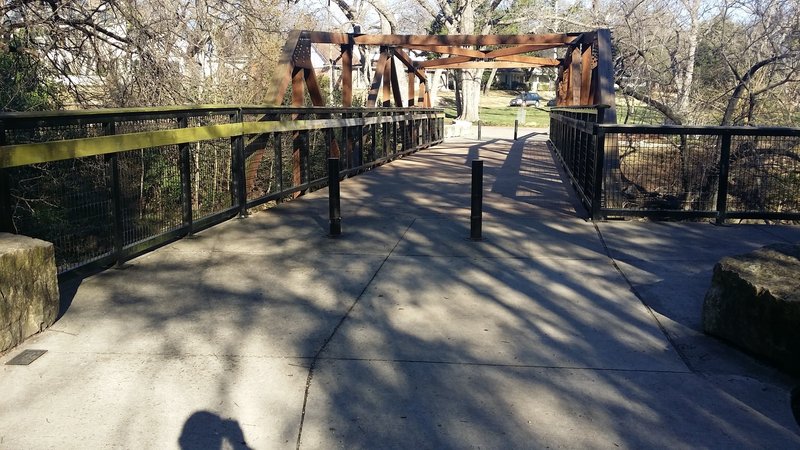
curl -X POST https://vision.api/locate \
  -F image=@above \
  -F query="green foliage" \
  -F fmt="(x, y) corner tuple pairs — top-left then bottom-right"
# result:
(0, 45), (62, 111)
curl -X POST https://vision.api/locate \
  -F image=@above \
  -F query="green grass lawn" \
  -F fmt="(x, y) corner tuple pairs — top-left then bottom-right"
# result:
(439, 90), (552, 127)
(437, 90), (698, 127)
(616, 102), (665, 124)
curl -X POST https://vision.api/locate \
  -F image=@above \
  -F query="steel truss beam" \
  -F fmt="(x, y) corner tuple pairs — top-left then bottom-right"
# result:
(265, 29), (615, 122)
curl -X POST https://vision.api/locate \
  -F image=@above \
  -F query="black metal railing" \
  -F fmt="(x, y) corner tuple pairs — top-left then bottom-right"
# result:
(549, 106), (609, 218)
(0, 105), (445, 275)
(549, 107), (800, 222)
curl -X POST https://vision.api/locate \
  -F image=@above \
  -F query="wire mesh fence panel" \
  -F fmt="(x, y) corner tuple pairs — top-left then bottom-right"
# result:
(393, 122), (402, 154)
(192, 139), (233, 221)
(280, 132), (296, 190)
(333, 127), (347, 171)
(1, 106), (445, 275)
(380, 122), (389, 160)
(605, 133), (721, 212)
(6, 157), (113, 272)
(308, 129), (328, 182)
(187, 113), (233, 129)
(116, 117), (179, 134)
(118, 146), (183, 245)
(727, 135), (800, 214)
(4, 122), (107, 144)
(243, 133), (278, 202)
(548, 108), (602, 212)
(364, 122), (376, 165)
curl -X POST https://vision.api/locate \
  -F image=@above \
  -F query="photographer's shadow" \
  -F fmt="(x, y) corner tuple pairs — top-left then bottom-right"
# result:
(179, 411), (251, 450)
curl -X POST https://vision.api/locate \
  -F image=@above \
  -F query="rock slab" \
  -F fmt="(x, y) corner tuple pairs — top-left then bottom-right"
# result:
(0, 232), (59, 354)
(703, 242), (800, 374)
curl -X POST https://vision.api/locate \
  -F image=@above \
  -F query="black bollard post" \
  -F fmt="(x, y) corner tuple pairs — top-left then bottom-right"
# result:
(513, 119), (518, 140)
(328, 157), (341, 237)
(477, 120), (482, 140)
(470, 159), (483, 241)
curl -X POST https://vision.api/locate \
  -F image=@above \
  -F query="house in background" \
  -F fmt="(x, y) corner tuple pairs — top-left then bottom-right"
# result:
(311, 44), (429, 106)
(494, 68), (554, 92)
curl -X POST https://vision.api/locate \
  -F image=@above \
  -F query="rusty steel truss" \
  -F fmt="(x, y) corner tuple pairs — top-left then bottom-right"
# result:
(266, 29), (616, 121)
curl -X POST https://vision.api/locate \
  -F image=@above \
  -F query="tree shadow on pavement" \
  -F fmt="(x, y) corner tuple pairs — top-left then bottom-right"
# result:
(6, 131), (797, 449)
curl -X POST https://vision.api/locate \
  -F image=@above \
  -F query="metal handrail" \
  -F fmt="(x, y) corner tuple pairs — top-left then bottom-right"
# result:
(1, 107), (445, 168)
(1, 105), (446, 276)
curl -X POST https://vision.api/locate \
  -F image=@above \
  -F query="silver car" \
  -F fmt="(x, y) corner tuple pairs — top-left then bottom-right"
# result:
(509, 92), (541, 106)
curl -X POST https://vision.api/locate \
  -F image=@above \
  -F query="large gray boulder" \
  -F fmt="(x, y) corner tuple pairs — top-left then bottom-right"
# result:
(0, 233), (60, 353)
(703, 243), (800, 375)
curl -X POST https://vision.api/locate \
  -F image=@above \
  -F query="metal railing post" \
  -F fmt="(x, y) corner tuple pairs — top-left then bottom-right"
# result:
(274, 133), (283, 193)
(328, 157), (341, 237)
(231, 109), (247, 217)
(325, 119), (333, 160)
(0, 168), (11, 233)
(426, 115), (431, 145)
(104, 121), (124, 267)
(109, 153), (124, 267)
(470, 159), (483, 241)
(345, 112), (354, 170)
(392, 114), (398, 155)
(356, 111), (364, 167)
(0, 121), (13, 233)
(303, 126), (311, 183)
(382, 115), (389, 158)
(592, 126), (607, 220)
(400, 114), (407, 153)
(178, 115), (193, 235)
(513, 120), (518, 140)
(716, 133), (732, 225)
(370, 115), (376, 162)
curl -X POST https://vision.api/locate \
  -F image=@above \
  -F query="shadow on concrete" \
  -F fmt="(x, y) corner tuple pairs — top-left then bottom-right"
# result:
(179, 411), (251, 450)
(3, 131), (797, 448)
(56, 280), (78, 321)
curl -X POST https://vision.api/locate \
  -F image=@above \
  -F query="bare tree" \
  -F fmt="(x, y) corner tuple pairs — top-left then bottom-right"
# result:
(609, 0), (799, 126)
(1, 0), (314, 107)
(714, 0), (800, 125)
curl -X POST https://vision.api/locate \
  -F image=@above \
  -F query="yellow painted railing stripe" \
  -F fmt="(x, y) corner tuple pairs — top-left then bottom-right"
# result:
(1, 123), (241, 168)
(1, 113), (445, 168)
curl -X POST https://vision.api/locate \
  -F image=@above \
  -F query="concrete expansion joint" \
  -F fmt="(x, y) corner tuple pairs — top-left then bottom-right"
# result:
(294, 218), (417, 450)
(314, 355), (694, 374)
(591, 222), (696, 374)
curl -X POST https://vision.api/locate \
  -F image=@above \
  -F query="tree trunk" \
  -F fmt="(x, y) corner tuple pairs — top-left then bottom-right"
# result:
(721, 55), (786, 125)
(483, 68), (497, 95)
(454, 70), (463, 117)
(454, 0), (480, 122)
(428, 69), (444, 107)
(458, 68), (481, 122)
(677, 0), (699, 115)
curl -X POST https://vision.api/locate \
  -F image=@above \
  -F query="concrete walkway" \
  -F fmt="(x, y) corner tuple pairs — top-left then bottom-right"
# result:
(2, 127), (799, 449)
